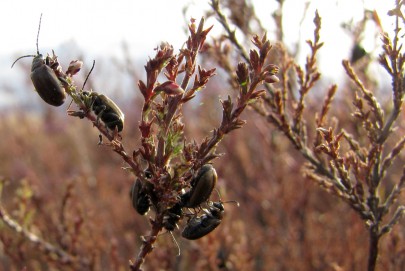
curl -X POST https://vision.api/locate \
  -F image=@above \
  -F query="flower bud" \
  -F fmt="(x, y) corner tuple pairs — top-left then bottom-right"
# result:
(264, 74), (279, 83)
(154, 81), (184, 96)
(66, 60), (83, 76)
(263, 64), (279, 74)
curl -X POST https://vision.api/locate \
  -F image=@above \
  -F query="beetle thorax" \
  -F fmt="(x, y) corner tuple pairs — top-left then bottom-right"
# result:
(31, 55), (45, 72)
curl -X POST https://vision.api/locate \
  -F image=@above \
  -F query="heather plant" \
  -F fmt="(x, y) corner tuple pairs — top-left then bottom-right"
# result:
(0, 15), (279, 270)
(1, 1), (404, 270)
(205, 0), (405, 270)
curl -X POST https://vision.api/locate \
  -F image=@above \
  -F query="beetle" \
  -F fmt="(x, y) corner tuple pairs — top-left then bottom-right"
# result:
(163, 202), (183, 231)
(11, 14), (66, 106)
(130, 170), (155, 215)
(181, 201), (224, 240)
(181, 164), (217, 208)
(81, 91), (125, 132)
(130, 178), (151, 215)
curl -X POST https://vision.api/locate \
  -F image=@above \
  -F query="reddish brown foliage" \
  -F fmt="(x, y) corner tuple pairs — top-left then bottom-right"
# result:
(1, 1), (404, 271)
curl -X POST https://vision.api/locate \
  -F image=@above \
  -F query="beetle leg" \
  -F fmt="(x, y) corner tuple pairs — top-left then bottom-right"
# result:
(92, 102), (107, 126)
(67, 110), (86, 119)
(98, 134), (103, 145)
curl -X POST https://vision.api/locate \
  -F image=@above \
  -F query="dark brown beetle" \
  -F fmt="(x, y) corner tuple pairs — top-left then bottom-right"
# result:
(67, 61), (124, 132)
(81, 91), (125, 132)
(11, 14), (66, 106)
(181, 201), (224, 240)
(181, 164), (217, 208)
(130, 178), (151, 215)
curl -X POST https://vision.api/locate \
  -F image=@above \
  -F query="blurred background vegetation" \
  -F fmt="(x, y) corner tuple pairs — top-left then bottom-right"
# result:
(0, 0), (404, 270)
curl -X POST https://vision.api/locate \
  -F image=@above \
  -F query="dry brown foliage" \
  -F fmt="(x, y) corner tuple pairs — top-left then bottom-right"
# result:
(1, 1), (404, 271)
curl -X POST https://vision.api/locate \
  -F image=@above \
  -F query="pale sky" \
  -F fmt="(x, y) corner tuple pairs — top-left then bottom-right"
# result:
(0, 0), (199, 56)
(0, 0), (392, 55)
(0, 0), (396, 107)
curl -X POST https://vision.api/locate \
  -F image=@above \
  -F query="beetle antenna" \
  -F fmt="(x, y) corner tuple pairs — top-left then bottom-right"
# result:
(158, 230), (181, 256)
(82, 60), (96, 90)
(214, 189), (239, 206)
(36, 13), (43, 55)
(222, 200), (240, 207)
(11, 14), (43, 68)
(214, 189), (221, 199)
(169, 231), (181, 256)
(11, 55), (36, 68)
(66, 98), (74, 112)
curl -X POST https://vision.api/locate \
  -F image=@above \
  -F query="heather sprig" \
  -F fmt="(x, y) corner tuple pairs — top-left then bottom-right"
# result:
(207, 1), (404, 270)
(1, 15), (280, 271)
(129, 17), (278, 270)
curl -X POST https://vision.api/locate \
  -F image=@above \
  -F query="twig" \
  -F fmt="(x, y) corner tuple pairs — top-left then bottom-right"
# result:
(0, 205), (91, 270)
